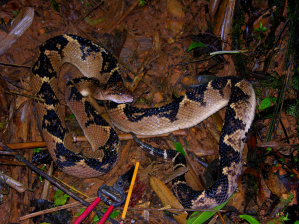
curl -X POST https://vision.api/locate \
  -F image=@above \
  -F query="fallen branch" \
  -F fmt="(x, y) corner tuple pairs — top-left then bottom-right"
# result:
(0, 130), (187, 150)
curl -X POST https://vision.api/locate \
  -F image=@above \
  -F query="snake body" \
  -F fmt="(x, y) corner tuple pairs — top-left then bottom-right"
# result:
(32, 34), (256, 209)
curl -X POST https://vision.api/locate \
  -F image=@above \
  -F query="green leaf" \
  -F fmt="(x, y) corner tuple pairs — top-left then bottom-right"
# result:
(292, 76), (299, 91)
(54, 189), (70, 206)
(34, 147), (43, 153)
(139, 0), (147, 6)
(93, 215), (100, 223)
(50, 0), (60, 12)
(65, 113), (76, 121)
(12, 10), (19, 16)
(187, 41), (207, 52)
(239, 214), (260, 224)
(187, 200), (229, 224)
(255, 22), (268, 33)
(92, 210), (120, 223)
(101, 209), (120, 219)
(281, 213), (290, 221)
(174, 142), (186, 156)
(110, 210), (120, 218)
(286, 101), (299, 118)
(294, 220), (299, 224)
(0, 122), (7, 130)
(84, 17), (104, 26)
(258, 97), (277, 110)
(75, 208), (85, 217)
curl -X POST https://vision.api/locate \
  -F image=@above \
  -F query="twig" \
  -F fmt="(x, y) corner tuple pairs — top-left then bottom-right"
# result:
(0, 62), (31, 69)
(172, 56), (214, 67)
(5, 90), (44, 102)
(217, 211), (226, 224)
(18, 197), (97, 221)
(266, 63), (292, 141)
(209, 50), (248, 56)
(0, 158), (26, 166)
(0, 130), (187, 150)
(257, 142), (299, 148)
(279, 118), (290, 143)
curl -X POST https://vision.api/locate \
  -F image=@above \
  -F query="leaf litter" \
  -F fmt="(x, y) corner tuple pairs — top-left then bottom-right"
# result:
(0, 0), (298, 223)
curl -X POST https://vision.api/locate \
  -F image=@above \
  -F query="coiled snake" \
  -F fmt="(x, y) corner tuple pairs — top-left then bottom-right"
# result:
(32, 34), (256, 209)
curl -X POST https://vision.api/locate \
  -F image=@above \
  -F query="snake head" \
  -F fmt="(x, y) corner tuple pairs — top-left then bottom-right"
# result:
(103, 90), (134, 103)
(101, 86), (134, 103)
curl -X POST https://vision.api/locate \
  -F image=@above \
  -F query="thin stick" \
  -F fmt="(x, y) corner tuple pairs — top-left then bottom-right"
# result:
(0, 62), (31, 69)
(209, 50), (248, 56)
(18, 197), (97, 221)
(5, 90), (44, 102)
(0, 130), (187, 150)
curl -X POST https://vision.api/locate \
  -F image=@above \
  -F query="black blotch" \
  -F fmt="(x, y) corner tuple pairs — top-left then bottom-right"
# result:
(211, 77), (229, 90)
(68, 77), (100, 85)
(173, 153), (187, 167)
(55, 128), (119, 174)
(106, 71), (123, 86)
(40, 35), (69, 55)
(230, 85), (250, 103)
(222, 106), (246, 134)
(219, 141), (242, 167)
(42, 110), (66, 139)
(32, 35), (69, 79)
(84, 101), (109, 127)
(69, 77), (89, 84)
(55, 143), (80, 168)
(105, 101), (119, 109)
(186, 84), (207, 105)
(124, 96), (183, 122)
(67, 34), (101, 60)
(205, 174), (229, 203)
(100, 51), (118, 73)
(67, 82), (83, 102)
(32, 53), (56, 79)
(86, 129), (119, 171)
(37, 82), (59, 106)
(172, 175), (202, 208)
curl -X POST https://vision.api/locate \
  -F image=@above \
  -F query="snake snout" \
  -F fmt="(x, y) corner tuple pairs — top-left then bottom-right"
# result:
(107, 92), (134, 103)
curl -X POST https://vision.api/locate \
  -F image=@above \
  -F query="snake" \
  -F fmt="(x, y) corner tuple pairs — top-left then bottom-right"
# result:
(32, 34), (256, 209)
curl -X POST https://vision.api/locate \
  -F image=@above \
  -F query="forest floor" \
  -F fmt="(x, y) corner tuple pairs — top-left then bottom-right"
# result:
(0, 0), (298, 223)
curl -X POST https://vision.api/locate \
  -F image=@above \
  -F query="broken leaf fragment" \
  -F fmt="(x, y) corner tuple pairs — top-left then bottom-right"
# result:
(150, 176), (187, 223)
